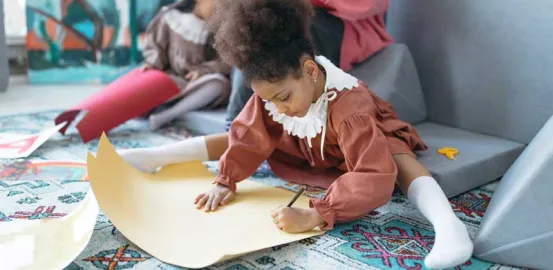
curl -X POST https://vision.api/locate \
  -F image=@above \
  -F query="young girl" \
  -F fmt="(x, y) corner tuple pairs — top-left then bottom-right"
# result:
(141, 0), (231, 130)
(120, 0), (473, 268)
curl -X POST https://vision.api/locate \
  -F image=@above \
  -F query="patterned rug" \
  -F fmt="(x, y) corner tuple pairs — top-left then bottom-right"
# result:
(0, 110), (521, 270)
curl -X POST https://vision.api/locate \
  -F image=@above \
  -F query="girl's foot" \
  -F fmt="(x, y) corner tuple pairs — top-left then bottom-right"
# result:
(116, 136), (210, 173)
(406, 176), (474, 269)
(117, 148), (161, 173)
(149, 114), (166, 130)
(425, 218), (474, 269)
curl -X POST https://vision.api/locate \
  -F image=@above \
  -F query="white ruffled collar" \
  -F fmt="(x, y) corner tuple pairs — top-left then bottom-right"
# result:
(163, 10), (209, 45)
(263, 55), (359, 159)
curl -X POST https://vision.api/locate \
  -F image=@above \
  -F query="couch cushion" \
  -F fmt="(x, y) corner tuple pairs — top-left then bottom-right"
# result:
(349, 43), (427, 124)
(473, 115), (553, 269)
(414, 122), (525, 197)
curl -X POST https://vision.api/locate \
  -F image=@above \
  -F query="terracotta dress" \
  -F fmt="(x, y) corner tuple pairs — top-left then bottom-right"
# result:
(142, 4), (232, 106)
(215, 56), (428, 230)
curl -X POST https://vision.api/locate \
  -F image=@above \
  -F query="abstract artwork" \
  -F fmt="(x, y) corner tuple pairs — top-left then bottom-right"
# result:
(25, 0), (177, 84)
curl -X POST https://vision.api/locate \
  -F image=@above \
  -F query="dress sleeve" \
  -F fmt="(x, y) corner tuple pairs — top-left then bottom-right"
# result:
(141, 11), (170, 70)
(311, 0), (389, 21)
(310, 113), (397, 230)
(214, 96), (283, 192)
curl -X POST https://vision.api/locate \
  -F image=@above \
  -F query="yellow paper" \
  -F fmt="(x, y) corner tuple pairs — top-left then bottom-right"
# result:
(0, 188), (99, 270)
(87, 134), (324, 269)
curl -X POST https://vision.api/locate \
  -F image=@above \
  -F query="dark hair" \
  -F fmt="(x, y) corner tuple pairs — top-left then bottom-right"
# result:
(174, 0), (196, 13)
(210, 0), (315, 84)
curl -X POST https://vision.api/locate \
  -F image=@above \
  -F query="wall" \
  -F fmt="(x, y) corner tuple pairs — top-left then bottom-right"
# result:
(386, 0), (553, 143)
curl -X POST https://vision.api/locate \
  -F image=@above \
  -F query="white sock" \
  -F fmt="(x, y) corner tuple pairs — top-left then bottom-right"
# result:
(117, 136), (209, 172)
(407, 176), (474, 269)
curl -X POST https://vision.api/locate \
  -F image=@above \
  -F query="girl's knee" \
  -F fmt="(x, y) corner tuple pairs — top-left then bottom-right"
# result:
(204, 79), (230, 92)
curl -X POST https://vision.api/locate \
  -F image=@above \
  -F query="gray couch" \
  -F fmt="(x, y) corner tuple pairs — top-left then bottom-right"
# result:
(386, 1), (553, 269)
(179, 1), (553, 268)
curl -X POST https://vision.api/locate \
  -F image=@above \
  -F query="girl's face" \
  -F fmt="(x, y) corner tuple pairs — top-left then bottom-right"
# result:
(194, 0), (214, 18)
(251, 59), (323, 118)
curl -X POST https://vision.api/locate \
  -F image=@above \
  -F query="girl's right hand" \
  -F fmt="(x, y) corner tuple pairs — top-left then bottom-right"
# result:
(140, 64), (152, 72)
(194, 184), (235, 212)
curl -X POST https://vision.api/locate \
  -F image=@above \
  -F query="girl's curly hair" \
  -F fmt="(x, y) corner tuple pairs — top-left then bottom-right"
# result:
(209, 0), (315, 84)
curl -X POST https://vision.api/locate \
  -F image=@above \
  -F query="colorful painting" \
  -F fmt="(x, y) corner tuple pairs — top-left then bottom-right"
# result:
(25, 0), (177, 84)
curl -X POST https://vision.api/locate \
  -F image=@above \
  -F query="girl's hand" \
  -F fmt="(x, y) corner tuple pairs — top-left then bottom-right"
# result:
(185, 70), (201, 81)
(270, 206), (325, 233)
(194, 184), (235, 212)
(141, 63), (152, 72)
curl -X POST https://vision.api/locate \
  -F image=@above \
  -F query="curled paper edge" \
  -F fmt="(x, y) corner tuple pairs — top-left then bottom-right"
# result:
(0, 187), (99, 270)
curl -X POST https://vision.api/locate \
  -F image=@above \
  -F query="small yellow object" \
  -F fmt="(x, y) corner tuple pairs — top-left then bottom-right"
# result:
(438, 147), (459, 160)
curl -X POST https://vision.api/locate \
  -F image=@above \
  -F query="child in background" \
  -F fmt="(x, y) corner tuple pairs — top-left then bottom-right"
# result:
(141, 0), (231, 130)
(119, 0), (473, 268)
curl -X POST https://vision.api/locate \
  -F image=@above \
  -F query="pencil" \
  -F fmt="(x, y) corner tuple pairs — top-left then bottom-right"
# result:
(287, 186), (306, 207)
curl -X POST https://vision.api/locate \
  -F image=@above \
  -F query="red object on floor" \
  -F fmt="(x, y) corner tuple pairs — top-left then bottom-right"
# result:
(55, 68), (180, 142)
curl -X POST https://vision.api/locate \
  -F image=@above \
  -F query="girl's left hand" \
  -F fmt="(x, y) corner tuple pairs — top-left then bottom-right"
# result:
(185, 70), (202, 81)
(270, 206), (325, 233)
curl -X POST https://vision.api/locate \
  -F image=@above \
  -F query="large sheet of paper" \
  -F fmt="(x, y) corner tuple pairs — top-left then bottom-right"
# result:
(87, 134), (324, 269)
(0, 123), (65, 159)
(0, 188), (99, 270)
(54, 68), (180, 143)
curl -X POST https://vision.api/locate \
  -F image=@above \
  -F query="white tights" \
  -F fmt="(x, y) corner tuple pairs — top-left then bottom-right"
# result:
(149, 80), (227, 130)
